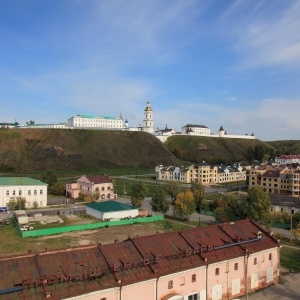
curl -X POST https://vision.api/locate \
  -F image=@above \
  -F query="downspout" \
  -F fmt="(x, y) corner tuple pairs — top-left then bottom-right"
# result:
(156, 277), (159, 300)
(206, 264), (208, 300)
(244, 251), (249, 300)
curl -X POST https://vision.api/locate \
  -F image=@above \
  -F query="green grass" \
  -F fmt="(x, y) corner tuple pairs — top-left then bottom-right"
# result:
(281, 247), (300, 272)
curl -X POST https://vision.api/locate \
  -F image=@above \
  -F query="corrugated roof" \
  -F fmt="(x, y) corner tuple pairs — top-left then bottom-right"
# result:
(0, 177), (46, 186)
(86, 201), (137, 212)
(0, 219), (279, 299)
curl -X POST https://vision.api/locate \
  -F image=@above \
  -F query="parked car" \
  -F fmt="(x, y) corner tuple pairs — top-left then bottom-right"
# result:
(5, 219), (11, 225)
(20, 225), (33, 231)
(0, 221), (4, 227)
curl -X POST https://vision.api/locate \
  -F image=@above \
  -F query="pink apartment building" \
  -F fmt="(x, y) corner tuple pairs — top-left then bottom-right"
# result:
(66, 174), (116, 200)
(0, 219), (280, 300)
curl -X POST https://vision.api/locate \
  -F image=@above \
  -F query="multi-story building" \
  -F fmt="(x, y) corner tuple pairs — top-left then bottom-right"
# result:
(247, 167), (300, 197)
(68, 114), (125, 129)
(66, 174), (116, 200)
(155, 163), (246, 185)
(0, 177), (47, 208)
(0, 219), (280, 300)
(181, 124), (211, 136)
(275, 155), (300, 166)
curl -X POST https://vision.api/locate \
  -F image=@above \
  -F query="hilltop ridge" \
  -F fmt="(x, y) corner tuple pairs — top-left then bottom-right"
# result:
(0, 129), (281, 173)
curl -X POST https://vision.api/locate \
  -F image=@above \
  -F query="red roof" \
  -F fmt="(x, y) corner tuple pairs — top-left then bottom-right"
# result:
(0, 219), (279, 299)
(85, 174), (113, 184)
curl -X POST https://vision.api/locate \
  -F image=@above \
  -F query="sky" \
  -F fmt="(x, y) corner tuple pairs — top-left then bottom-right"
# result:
(1, 0), (300, 141)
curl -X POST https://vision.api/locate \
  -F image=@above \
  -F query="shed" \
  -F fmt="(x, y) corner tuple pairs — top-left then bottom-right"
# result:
(86, 201), (138, 221)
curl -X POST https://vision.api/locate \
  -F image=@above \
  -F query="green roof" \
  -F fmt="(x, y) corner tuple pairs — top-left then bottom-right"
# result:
(0, 177), (47, 186)
(86, 201), (137, 212)
(77, 115), (117, 120)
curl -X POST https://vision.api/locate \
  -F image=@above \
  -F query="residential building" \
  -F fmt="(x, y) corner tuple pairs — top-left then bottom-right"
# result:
(0, 177), (47, 208)
(275, 155), (300, 166)
(246, 167), (300, 197)
(66, 174), (115, 200)
(0, 219), (280, 300)
(155, 163), (246, 185)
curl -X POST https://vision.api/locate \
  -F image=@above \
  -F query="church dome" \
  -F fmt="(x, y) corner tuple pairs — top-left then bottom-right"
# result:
(144, 101), (152, 111)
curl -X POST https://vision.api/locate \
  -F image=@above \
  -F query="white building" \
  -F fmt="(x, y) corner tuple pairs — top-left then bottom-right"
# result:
(181, 124), (211, 136)
(68, 114), (125, 129)
(0, 177), (47, 208)
(86, 200), (139, 220)
(275, 155), (300, 166)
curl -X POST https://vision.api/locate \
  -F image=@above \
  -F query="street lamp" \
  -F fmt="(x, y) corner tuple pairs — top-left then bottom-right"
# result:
(290, 207), (295, 243)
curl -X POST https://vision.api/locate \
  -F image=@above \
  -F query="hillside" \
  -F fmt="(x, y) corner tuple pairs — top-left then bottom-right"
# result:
(266, 140), (300, 155)
(0, 129), (280, 173)
(165, 135), (274, 164)
(0, 129), (181, 172)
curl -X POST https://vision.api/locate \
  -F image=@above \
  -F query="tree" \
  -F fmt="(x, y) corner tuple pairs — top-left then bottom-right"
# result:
(49, 182), (66, 195)
(32, 201), (39, 209)
(150, 188), (169, 214)
(26, 120), (35, 125)
(174, 189), (195, 220)
(42, 171), (57, 186)
(191, 182), (205, 212)
(14, 197), (26, 210)
(246, 146), (254, 162)
(130, 182), (148, 208)
(166, 181), (181, 205)
(7, 199), (17, 211)
(214, 195), (245, 223)
(93, 187), (100, 201)
(245, 186), (271, 224)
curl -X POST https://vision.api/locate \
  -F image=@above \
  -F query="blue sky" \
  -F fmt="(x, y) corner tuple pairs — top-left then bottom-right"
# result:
(1, 0), (300, 141)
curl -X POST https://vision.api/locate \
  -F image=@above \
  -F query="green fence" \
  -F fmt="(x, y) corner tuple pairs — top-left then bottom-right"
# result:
(200, 210), (214, 216)
(19, 215), (164, 238)
(271, 222), (291, 230)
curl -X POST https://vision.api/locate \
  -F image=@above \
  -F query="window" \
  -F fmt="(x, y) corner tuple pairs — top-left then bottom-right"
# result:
(192, 274), (196, 282)
(6, 191), (9, 196)
(168, 280), (173, 289)
(100, 298), (107, 300)
(34, 190), (37, 195)
(13, 191), (16, 196)
(215, 268), (220, 275)
(40, 190), (43, 195)
(107, 186), (110, 190)
(234, 263), (238, 271)
(269, 253), (272, 260)
(19, 190), (22, 196)
(180, 277), (185, 286)
(254, 258), (257, 265)
(188, 293), (198, 300)
(102, 187), (105, 191)
(28, 190), (31, 195)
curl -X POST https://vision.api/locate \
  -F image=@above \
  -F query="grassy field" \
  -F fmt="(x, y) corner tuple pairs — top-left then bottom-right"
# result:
(0, 218), (195, 258)
(280, 247), (300, 272)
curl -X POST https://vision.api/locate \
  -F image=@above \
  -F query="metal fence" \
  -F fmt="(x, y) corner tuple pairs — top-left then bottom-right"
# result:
(18, 215), (164, 237)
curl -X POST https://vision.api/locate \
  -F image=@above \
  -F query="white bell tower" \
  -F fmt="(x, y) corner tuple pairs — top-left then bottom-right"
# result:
(143, 100), (154, 133)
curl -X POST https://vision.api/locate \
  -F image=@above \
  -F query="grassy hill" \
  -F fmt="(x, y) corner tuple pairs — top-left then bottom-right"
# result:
(0, 129), (288, 174)
(165, 135), (274, 164)
(0, 129), (181, 173)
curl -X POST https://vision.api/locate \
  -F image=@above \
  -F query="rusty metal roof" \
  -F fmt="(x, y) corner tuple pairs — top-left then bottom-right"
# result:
(0, 219), (279, 299)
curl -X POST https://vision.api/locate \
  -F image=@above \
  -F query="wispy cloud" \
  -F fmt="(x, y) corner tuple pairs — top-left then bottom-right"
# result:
(223, 1), (300, 70)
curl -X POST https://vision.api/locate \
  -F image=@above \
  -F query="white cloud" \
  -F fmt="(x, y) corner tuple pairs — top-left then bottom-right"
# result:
(223, 1), (300, 70)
